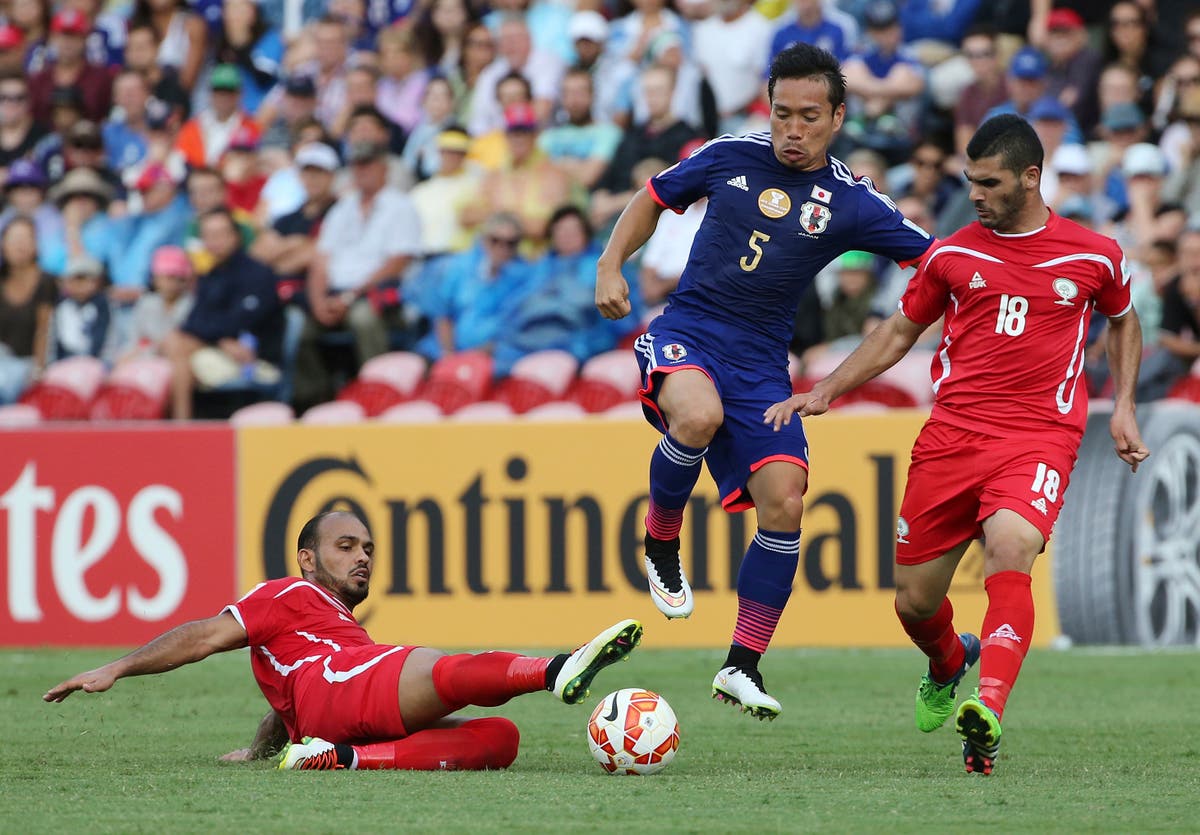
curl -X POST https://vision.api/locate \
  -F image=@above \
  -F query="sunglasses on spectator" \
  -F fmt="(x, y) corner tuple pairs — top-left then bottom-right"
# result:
(0, 92), (27, 103)
(1110, 16), (1143, 27)
(486, 235), (521, 247)
(466, 38), (493, 48)
(912, 156), (943, 169)
(964, 49), (994, 59)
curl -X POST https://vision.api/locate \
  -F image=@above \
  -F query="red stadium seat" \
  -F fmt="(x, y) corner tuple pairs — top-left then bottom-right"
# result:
(580, 350), (641, 398)
(0, 403), (42, 426)
(879, 348), (936, 406)
(509, 349), (578, 396)
(358, 351), (427, 397)
(832, 379), (919, 409)
(19, 383), (91, 420)
(336, 379), (408, 416)
(523, 400), (587, 421)
(567, 378), (627, 414)
(492, 377), (556, 414)
(230, 401), (295, 426)
(21, 356), (107, 420)
(418, 350), (494, 415)
(375, 400), (444, 423)
(300, 400), (367, 424)
(451, 400), (516, 421)
(1167, 376), (1200, 403)
(108, 357), (172, 399)
(601, 400), (645, 420)
(88, 385), (166, 420)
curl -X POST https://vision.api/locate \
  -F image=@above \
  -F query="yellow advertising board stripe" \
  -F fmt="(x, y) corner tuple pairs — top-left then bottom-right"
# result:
(236, 414), (1058, 648)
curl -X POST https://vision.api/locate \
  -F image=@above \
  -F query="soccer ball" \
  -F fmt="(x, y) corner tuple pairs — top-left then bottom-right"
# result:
(587, 688), (680, 775)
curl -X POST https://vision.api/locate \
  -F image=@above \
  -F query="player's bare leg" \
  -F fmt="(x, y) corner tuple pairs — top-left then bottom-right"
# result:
(644, 370), (723, 619)
(956, 510), (1042, 775)
(895, 542), (980, 732)
(711, 461), (805, 720)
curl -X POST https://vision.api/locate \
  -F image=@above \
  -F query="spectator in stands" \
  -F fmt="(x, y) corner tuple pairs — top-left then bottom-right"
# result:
(417, 210), (533, 361)
(538, 68), (621, 192)
(175, 64), (261, 168)
(110, 162), (190, 301)
(184, 166), (254, 275)
(222, 126), (268, 216)
(114, 244), (194, 363)
(983, 46), (1083, 145)
(261, 16), (350, 133)
(403, 76), (457, 181)
(103, 69), (154, 172)
(1164, 87), (1200, 220)
(0, 216), (55, 403)
(608, 0), (686, 69)
(296, 140), (421, 409)
(692, 0), (771, 134)
(566, 10), (627, 127)
(1108, 142), (1169, 254)
(842, 1), (925, 165)
(28, 9), (115, 125)
(128, 0), (207, 94)
(1028, 96), (1072, 188)
(164, 207), (283, 419)
(467, 71), (533, 171)
(494, 205), (619, 374)
(896, 139), (961, 227)
(820, 249), (878, 347)
(460, 103), (570, 248)
(951, 25), (1006, 159)
(0, 24), (25, 77)
(1042, 7), (1102, 137)
(1095, 101), (1148, 212)
(449, 22), (495, 129)
(769, 0), (855, 64)
(210, 0), (282, 117)
(1155, 56), (1200, 163)
(470, 16), (564, 136)
(0, 160), (61, 274)
(260, 74), (319, 155)
(43, 166), (116, 281)
(250, 142), (339, 307)
(591, 66), (700, 231)
(376, 26), (430, 135)
(122, 23), (190, 118)
(52, 254), (111, 361)
(1103, 1), (1162, 109)
(1138, 229), (1200, 401)
(0, 73), (47, 172)
(410, 126), (478, 260)
(1046, 143), (1106, 223)
(412, 0), (478, 75)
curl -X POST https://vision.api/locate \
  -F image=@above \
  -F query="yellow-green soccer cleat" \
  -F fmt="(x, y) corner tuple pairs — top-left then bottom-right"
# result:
(956, 693), (1002, 775)
(277, 737), (350, 770)
(915, 633), (981, 732)
(553, 619), (643, 704)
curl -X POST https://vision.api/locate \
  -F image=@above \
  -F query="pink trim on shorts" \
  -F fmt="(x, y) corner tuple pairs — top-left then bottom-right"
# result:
(638, 363), (714, 431)
(720, 455), (810, 512)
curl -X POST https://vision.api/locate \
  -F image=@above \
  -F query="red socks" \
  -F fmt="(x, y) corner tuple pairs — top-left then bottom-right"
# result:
(896, 597), (965, 683)
(979, 571), (1034, 720)
(352, 718), (520, 771)
(431, 652), (550, 712)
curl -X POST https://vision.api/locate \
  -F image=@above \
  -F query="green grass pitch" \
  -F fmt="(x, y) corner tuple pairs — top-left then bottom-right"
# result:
(8, 645), (1199, 833)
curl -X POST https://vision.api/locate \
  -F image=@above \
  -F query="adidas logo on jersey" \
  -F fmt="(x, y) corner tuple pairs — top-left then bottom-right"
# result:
(989, 623), (1023, 643)
(727, 175), (749, 191)
(1031, 496), (1048, 515)
(969, 272), (987, 289)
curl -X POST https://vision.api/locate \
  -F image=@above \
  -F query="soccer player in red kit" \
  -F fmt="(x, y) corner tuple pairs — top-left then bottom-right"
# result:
(764, 114), (1150, 775)
(44, 511), (643, 771)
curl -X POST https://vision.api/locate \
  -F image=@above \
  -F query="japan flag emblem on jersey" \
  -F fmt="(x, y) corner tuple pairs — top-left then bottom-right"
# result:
(799, 201), (831, 234)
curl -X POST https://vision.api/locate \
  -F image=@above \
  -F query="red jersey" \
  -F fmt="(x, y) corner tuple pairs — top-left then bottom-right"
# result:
(225, 577), (400, 738)
(900, 211), (1131, 439)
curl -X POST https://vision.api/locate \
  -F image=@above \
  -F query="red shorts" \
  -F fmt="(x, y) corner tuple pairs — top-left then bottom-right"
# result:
(895, 420), (1079, 565)
(291, 644), (417, 743)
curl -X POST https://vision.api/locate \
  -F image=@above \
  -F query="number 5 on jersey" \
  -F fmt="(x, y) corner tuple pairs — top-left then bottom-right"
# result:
(740, 230), (771, 272)
(995, 293), (1028, 336)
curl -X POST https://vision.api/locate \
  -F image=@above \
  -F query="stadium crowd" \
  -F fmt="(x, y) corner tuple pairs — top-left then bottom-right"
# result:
(0, 0), (1199, 421)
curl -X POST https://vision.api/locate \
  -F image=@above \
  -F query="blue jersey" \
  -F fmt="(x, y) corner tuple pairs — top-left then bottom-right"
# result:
(646, 132), (932, 368)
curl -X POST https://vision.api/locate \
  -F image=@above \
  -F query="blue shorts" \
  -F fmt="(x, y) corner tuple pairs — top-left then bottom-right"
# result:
(633, 330), (809, 512)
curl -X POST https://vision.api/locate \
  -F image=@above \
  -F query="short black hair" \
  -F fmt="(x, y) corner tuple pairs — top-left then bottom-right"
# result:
(966, 114), (1044, 175)
(767, 43), (846, 110)
(548, 203), (592, 240)
(197, 206), (238, 233)
(296, 510), (367, 553)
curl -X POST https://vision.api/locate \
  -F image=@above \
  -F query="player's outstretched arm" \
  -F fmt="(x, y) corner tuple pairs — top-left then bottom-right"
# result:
(43, 611), (248, 703)
(596, 188), (666, 320)
(1105, 309), (1150, 472)
(764, 311), (927, 430)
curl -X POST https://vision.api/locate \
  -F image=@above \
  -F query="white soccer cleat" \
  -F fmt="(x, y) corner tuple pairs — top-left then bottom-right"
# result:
(277, 736), (349, 770)
(712, 666), (782, 721)
(553, 619), (643, 704)
(644, 538), (694, 619)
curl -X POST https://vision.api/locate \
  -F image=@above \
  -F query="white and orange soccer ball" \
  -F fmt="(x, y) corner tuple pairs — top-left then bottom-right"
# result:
(587, 688), (680, 775)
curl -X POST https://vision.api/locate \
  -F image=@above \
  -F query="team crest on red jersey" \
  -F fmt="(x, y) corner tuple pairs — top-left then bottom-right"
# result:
(1052, 278), (1079, 306)
(799, 201), (831, 234)
(663, 343), (688, 362)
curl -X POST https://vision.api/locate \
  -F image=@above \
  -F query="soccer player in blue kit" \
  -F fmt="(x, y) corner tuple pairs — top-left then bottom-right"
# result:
(595, 43), (935, 719)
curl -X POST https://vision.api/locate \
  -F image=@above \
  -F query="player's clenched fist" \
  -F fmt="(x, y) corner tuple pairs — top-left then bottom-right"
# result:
(595, 266), (632, 320)
(763, 390), (831, 430)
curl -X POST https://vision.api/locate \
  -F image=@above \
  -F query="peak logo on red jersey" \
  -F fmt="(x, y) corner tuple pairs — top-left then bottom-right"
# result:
(969, 272), (987, 289)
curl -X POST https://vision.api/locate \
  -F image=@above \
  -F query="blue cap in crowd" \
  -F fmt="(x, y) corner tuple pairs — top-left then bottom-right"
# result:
(1009, 47), (1048, 80)
(1028, 96), (1072, 123)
